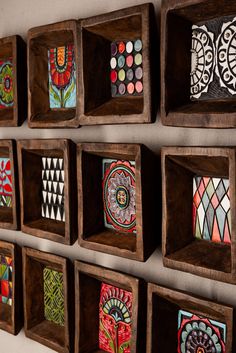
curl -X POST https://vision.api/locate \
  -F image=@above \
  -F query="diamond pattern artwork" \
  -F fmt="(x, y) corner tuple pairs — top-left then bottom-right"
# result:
(0, 255), (13, 306)
(43, 267), (65, 326)
(178, 310), (226, 353)
(0, 58), (13, 109)
(41, 157), (65, 222)
(99, 282), (132, 353)
(0, 158), (12, 207)
(193, 176), (231, 244)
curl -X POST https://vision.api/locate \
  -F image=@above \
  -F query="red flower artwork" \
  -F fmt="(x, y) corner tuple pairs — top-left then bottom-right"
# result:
(0, 158), (12, 207)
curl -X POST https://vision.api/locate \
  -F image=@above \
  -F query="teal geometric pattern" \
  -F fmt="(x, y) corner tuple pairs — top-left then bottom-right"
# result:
(43, 267), (65, 326)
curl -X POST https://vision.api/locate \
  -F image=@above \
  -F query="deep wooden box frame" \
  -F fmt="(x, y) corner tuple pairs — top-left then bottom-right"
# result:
(77, 142), (160, 261)
(0, 35), (27, 126)
(0, 240), (22, 335)
(161, 0), (236, 128)
(162, 146), (236, 284)
(17, 139), (77, 245)
(74, 261), (146, 353)
(146, 283), (234, 352)
(27, 20), (80, 128)
(23, 247), (74, 353)
(78, 3), (157, 125)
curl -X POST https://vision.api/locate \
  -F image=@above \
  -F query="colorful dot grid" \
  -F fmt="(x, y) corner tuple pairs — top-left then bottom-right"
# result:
(0, 254), (13, 306)
(110, 39), (143, 97)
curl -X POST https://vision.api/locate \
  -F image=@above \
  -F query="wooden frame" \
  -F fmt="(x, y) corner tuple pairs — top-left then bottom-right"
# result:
(27, 20), (80, 128)
(161, 0), (236, 128)
(146, 283), (234, 352)
(78, 3), (157, 125)
(162, 146), (236, 284)
(74, 261), (146, 353)
(17, 139), (77, 245)
(0, 240), (22, 335)
(77, 142), (160, 261)
(23, 247), (74, 353)
(0, 35), (27, 126)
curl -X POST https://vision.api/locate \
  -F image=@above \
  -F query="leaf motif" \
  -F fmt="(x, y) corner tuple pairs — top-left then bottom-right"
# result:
(119, 340), (130, 353)
(63, 79), (75, 105)
(49, 83), (60, 103)
(99, 319), (115, 350)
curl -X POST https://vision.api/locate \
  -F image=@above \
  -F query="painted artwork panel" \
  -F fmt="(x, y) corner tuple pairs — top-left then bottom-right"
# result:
(102, 159), (136, 233)
(193, 176), (231, 244)
(0, 158), (12, 207)
(41, 157), (65, 222)
(43, 267), (64, 326)
(0, 255), (13, 306)
(48, 44), (76, 108)
(99, 282), (132, 353)
(178, 309), (226, 353)
(0, 58), (13, 109)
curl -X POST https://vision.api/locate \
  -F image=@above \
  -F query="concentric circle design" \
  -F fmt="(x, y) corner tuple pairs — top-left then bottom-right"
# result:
(190, 25), (215, 99)
(0, 62), (13, 107)
(216, 17), (236, 95)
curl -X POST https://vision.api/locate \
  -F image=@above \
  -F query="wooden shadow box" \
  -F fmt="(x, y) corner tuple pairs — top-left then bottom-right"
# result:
(28, 20), (80, 128)
(0, 240), (22, 335)
(146, 283), (234, 352)
(23, 247), (74, 353)
(0, 35), (27, 126)
(78, 3), (156, 125)
(0, 140), (19, 230)
(162, 146), (236, 284)
(77, 142), (160, 261)
(17, 139), (77, 244)
(74, 261), (146, 353)
(161, 0), (236, 128)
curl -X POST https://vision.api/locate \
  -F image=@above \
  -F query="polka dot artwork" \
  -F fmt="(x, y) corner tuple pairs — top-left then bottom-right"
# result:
(110, 39), (143, 97)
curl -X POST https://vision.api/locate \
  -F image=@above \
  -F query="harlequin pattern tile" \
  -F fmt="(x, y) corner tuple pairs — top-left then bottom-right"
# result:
(41, 157), (65, 222)
(43, 267), (64, 326)
(193, 176), (231, 244)
(48, 44), (76, 108)
(0, 58), (13, 109)
(99, 282), (132, 353)
(0, 158), (12, 207)
(178, 309), (226, 353)
(102, 159), (136, 233)
(0, 255), (13, 306)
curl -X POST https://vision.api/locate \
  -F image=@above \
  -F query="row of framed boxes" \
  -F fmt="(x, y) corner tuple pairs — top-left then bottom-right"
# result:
(1, 240), (235, 353)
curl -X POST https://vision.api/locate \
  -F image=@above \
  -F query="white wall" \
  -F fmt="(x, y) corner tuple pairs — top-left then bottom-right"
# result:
(0, 0), (236, 352)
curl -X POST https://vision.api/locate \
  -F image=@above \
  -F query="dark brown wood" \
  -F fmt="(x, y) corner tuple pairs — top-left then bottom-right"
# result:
(78, 3), (157, 125)
(0, 35), (27, 126)
(162, 146), (236, 284)
(17, 139), (77, 244)
(0, 240), (22, 335)
(161, 0), (236, 128)
(74, 261), (146, 353)
(146, 283), (234, 353)
(23, 247), (74, 353)
(27, 20), (80, 128)
(77, 142), (160, 261)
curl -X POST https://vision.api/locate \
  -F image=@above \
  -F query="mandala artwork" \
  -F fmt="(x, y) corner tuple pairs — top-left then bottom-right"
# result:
(99, 283), (132, 353)
(0, 158), (12, 207)
(0, 255), (13, 306)
(43, 267), (64, 326)
(41, 157), (65, 222)
(193, 176), (231, 244)
(190, 25), (215, 99)
(48, 44), (76, 108)
(178, 310), (226, 353)
(0, 58), (13, 109)
(102, 159), (136, 233)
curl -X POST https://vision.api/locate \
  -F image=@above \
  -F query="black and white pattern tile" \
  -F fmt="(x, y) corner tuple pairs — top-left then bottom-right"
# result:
(41, 157), (65, 222)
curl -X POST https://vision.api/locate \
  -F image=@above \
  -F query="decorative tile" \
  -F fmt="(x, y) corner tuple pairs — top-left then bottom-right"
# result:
(99, 283), (132, 353)
(193, 176), (231, 244)
(48, 44), (76, 108)
(102, 159), (136, 233)
(43, 267), (64, 326)
(0, 58), (13, 109)
(178, 309), (226, 353)
(0, 158), (12, 207)
(110, 39), (143, 97)
(0, 255), (13, 306)
(41, 157), (65, 222)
